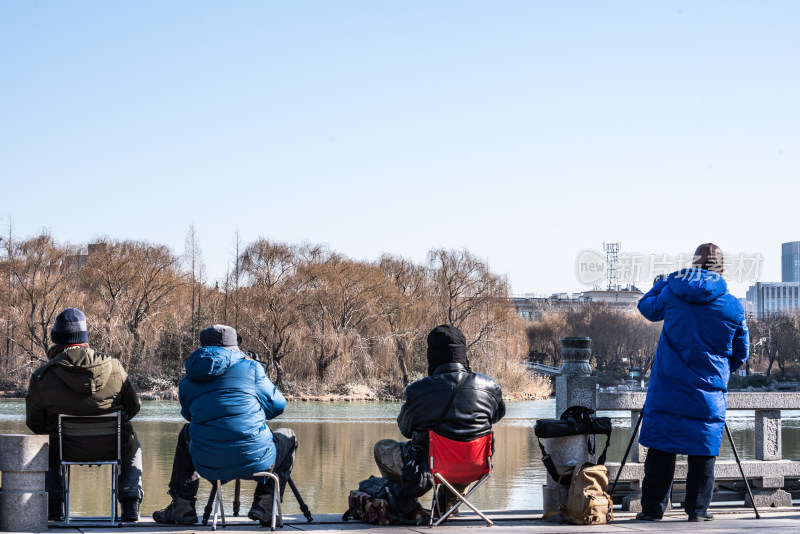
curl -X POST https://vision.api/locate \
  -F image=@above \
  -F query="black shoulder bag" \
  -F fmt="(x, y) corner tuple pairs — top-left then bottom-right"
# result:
(534, 406), (612, 486)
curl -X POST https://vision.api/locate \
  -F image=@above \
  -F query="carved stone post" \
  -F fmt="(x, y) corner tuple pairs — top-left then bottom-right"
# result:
(749, 409), (792, 506)
(555, 337), (596, 417)
(542, 337), (597, 521)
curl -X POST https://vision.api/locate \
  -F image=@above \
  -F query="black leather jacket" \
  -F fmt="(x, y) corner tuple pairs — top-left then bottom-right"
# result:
(397, 362), (505, 451)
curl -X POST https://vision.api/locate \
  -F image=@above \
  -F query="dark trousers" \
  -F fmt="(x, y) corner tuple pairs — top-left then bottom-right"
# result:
(641, 448), (716, 518)
(168, 424), (297, 502)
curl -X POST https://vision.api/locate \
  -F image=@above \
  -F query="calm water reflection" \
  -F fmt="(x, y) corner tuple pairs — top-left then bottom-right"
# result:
(2, 399), (800, 516)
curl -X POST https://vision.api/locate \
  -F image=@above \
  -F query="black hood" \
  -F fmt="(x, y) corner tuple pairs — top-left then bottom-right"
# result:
(426, 324), (469, 376)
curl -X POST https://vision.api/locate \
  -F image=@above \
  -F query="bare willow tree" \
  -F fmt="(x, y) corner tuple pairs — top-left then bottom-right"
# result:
(8, 234), (78, 365)
(427, 248), (515, 349)
(301, 254), (383, 381)
(238, 239), (304, 385)
(90, 241), (183, 372)
(378, 254), (431, 386)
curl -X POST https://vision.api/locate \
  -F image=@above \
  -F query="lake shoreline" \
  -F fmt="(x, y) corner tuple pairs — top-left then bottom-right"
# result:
(0, 388), (550, 402)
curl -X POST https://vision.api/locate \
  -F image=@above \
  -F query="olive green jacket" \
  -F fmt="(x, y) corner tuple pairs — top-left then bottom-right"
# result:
(26, 344), (141, 463)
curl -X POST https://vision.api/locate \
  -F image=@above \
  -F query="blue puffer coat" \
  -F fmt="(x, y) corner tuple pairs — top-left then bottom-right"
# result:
(638, 269), (749, 456)
(178, 346), (286, 481)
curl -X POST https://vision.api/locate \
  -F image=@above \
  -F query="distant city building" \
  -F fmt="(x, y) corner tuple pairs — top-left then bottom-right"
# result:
(512, 286), (643, 320)
(580, 288), (643, 305)
(745, 282), (800, 319)
(782, 241), (800, 282)
(67, 242), (105, 270)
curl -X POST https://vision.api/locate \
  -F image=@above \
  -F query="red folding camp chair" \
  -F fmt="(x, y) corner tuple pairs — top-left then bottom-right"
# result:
(428, 430), (494, 526)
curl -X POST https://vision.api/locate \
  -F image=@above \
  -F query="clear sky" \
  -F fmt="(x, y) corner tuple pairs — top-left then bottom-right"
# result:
(1, 1), (798, 298)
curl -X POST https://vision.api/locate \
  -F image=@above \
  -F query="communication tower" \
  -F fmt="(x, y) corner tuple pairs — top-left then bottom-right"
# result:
(603, 242), (621, 291)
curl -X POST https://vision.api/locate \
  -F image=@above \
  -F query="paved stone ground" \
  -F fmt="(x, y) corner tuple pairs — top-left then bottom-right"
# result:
(48, 507), (797, 533)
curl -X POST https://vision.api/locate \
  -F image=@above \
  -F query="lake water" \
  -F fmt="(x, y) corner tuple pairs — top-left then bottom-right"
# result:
(2, 399), (799, 517)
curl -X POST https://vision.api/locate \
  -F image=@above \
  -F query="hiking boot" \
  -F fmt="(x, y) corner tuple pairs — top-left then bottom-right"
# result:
(120, 499), (140, 522)
(152, 496), (198, 525)
(432, 487), (459, 521)
(248, 493), (279, 527)
(48, 500), (64, 522)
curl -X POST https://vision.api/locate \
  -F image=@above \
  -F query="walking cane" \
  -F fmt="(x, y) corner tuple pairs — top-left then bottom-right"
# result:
(724, 422), (760, 519)
(287, 476), (313, 522)
(610, 411), (643, 497)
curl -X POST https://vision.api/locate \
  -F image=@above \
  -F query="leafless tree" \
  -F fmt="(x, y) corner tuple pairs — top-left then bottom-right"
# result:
(378, 254), (431, 386)
(238, 239), (304, 385)
(8, 234), (77, 364)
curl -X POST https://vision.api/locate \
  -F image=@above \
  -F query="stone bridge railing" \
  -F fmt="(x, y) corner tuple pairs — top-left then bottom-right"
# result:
(599, 391), (799, 511)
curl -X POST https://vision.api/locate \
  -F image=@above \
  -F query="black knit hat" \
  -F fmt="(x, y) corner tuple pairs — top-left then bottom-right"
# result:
(426, 324), (468, 376)
(200, 324), (239, 349)
(51, 308), (89, 345)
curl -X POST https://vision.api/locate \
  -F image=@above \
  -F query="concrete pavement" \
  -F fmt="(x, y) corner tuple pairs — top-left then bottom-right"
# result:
(45, 507), (797, 534)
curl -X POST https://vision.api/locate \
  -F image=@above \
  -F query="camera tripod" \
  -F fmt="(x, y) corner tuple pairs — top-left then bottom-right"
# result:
(201, 476), (313, 525)
(610, 412), (760, 519)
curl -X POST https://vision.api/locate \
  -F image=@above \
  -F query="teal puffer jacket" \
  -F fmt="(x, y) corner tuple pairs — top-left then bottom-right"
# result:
(179, 346), (286, 480)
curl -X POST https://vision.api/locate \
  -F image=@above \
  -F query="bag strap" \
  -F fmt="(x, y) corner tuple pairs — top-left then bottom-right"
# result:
(432, 372), (470, 430)
(538, 437), (571, 486)
(538, 417), (612, 485)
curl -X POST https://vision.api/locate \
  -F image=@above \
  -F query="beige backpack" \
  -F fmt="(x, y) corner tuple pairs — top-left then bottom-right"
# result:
(558, 462), (614, 525)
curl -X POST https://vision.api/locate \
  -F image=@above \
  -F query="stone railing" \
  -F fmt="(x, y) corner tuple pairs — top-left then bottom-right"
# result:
(598, 391), (799, 510)
(0, 434), (49, 532)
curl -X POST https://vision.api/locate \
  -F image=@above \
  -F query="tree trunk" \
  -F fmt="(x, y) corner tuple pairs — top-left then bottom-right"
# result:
(396, 338), (410, 387)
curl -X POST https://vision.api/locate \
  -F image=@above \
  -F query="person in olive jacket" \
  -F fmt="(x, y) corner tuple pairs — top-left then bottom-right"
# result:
(25, 308), (143, 522)
(374, 324), (505, 515)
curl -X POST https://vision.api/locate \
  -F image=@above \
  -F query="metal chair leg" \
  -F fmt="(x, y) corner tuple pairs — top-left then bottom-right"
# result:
(429, 484), (438, 527)
(212, 480), (226, 531)
(433, 474), (493, 527)
(63, 465), (71, 525)
(252, 471), (281, 531)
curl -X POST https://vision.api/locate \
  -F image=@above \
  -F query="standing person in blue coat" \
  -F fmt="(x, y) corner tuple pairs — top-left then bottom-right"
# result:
(636, 243), (749, 522)
(153, 325), (297, 526)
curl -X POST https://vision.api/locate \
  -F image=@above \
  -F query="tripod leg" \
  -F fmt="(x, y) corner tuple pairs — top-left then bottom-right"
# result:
(287, 477), (313, 522)
(724, 422), (760, 519)
(203, 483), (217, 525)
(233, 479), (241, 516)
(610, 410), (643, 496)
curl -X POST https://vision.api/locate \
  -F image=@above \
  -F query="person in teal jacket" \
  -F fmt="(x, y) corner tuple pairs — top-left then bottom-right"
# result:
(636, 243), (749, 522)
(153, 325), (296, 526)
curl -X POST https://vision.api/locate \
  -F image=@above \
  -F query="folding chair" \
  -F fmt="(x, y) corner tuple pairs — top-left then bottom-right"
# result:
(58, 411), (122, 526)
(428, 430), (494, 527)
(204, 471), (282, 531)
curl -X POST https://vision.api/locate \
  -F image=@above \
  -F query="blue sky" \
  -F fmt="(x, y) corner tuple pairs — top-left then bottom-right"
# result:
(1, 1), (798, 297)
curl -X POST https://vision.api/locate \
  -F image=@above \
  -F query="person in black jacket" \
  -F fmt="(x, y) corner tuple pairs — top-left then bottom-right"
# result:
(374, 324), (505, 515)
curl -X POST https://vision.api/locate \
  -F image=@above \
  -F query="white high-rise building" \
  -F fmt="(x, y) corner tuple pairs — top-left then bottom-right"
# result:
(745, 282), (800, 318)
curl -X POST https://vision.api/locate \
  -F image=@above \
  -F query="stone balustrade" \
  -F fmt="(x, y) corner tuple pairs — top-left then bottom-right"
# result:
(0, 433), (50, 532)
(598, 391), (800, 510)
